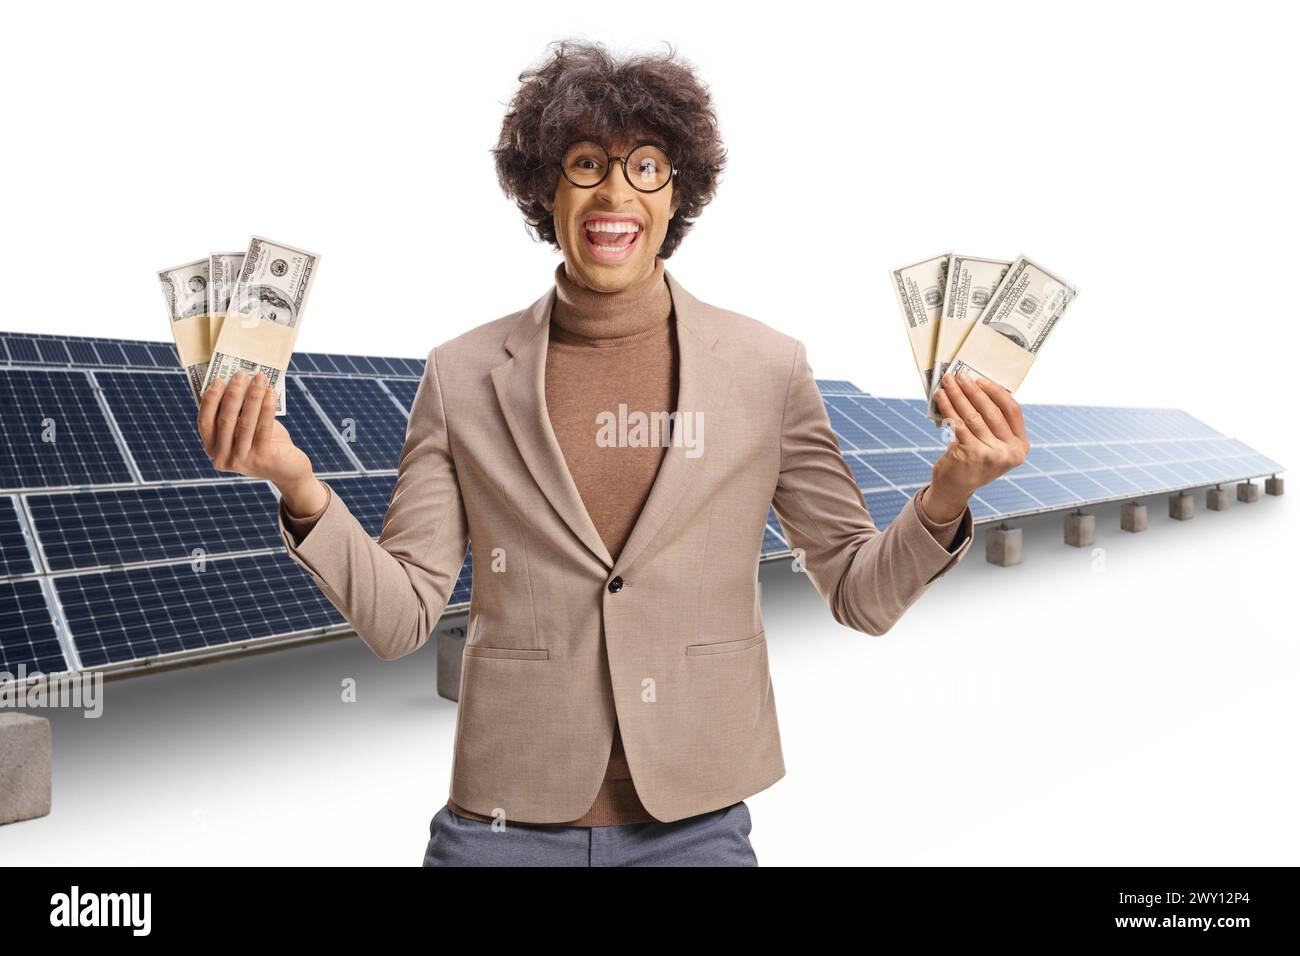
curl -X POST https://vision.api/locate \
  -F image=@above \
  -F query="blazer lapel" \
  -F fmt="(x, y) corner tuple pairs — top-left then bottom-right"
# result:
(611, 269), (733, 578)
(492, 284), (615, 568)
(490, 267), (734, 575)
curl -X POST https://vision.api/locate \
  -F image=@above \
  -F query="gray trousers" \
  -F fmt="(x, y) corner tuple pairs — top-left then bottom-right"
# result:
(421, 800), (758, 866)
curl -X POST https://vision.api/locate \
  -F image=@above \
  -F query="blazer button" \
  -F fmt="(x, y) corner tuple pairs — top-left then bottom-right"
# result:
(607, 576), (624, 593)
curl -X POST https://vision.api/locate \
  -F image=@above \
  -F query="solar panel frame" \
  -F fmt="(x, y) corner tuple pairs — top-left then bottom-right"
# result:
(0, 368), (137, 492)
(26, 481), (283, 573)
(298, 375), (411, 471)
(0, 495), (38, 579)
(0, 578), (70, 677)
(52, 551), (349, 670)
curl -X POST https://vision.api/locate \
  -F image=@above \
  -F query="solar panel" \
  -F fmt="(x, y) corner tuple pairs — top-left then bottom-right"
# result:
(0, 332), (1284, 683)
(283, 377), (363, 476)
(54, 552), (346, 668)
(96, 370), (222, 483)
(381, 378), (420, 412)
(299, 376), (410, 471)
(0, 579), (68, 676)
(0, 497), (36, 578)
(26, 482), (281, 572)
(784, 383), (1287, 536)
(0, 369), (135, 490)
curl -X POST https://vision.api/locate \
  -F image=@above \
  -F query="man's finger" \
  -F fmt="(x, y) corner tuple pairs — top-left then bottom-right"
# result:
(251, 384), (277, 455)
(214, 371), (250, 459)
(977, 378), (1028, 443)
(958, 374), (1014, 443)
(941, 372), (996, 445)
(232, 372), (266, 460)
(197, 377), (225, 451)
(935, 385), (979, 451)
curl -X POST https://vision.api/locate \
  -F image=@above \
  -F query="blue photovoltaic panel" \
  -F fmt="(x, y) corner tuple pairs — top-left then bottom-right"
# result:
(299, 377), (410, 471)
(381, 378), (420, 412)
(94, 341), (128, 366)
(55, 552), (346, 668)
(96, 370), (221, 483)
(5, 337), (40, 364)
(450, 546), (473, 607)
(66, 340), (102, 366)
(36, 338), (72, 365)
(806, 384), (1285, 530)
(0, 497), (36, 578)
(26, 482), (281, 572)
(282, 377), (360, 475)
(0, 579), (68, 676)
(0, 369), (135, 491)
(121, 343), (155, 367)
(0, 332), (426, 383)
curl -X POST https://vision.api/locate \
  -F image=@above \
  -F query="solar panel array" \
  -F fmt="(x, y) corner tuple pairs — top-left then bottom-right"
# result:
(0, 331), (457, 682)
(760, 384), (1284, 548)
(0, 330), (1284, 684)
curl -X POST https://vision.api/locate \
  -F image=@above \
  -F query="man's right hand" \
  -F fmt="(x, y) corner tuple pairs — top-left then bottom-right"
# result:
(197, 370), (326, 515)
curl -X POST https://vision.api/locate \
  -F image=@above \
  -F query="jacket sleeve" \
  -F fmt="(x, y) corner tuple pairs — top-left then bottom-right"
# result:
(771, 340), (974, 636)
(276, 346), (469, 660)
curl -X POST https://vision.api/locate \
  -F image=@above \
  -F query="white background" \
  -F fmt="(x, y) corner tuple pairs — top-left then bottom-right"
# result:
(2, 0), (1296, 865)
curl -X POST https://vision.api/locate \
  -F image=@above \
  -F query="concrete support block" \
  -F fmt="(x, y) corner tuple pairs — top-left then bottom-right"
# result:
(1237, 480), (1259, 503)
(1206, 485), (1230, 511)
(1064, 511), (1095, 547)
(1121, 501), (1148, 533)
(1265, 476), (1284, 496)
(985, 523), (1022, 566)
(436, 625), (466, 703)
(1, 713), (52, 826)
(1169, 491), (1194, 521)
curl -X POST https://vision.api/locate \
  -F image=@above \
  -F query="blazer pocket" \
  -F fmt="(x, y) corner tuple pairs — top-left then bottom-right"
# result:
(463, 645), (549, 661)
(685, 630), (766, 657)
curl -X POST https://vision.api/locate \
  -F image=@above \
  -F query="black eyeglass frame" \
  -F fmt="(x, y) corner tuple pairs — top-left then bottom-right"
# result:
(554, 140), (678, 193)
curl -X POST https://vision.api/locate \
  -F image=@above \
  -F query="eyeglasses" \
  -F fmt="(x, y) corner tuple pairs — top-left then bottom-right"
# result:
(556, 140), (676, 193)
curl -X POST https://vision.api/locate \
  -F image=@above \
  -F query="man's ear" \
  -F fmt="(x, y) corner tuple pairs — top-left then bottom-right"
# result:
(540, 194), (554, 213)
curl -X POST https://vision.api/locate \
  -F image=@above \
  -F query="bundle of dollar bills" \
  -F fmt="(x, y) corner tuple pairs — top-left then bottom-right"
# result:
(157, 236), (320, 415)
(890, 253), (1078, 425)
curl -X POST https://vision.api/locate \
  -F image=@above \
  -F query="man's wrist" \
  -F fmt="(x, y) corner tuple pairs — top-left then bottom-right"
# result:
(920, 483), (969, 524)
(278, 475), (327, 518)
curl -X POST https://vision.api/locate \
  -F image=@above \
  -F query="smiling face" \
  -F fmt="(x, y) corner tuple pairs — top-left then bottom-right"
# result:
(541, 133), (680, 293)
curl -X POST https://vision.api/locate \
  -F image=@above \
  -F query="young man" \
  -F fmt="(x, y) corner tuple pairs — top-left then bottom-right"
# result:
(196, 40), (1028, 866)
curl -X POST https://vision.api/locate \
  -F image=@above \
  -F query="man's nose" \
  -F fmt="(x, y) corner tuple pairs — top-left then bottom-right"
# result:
(593, 157), (637, 205)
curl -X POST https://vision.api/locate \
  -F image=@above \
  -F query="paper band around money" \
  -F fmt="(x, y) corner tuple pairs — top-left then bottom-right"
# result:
(948, 320), (1036, 392)
(170, 313), (211, 369)
(215, 313), (300, 372)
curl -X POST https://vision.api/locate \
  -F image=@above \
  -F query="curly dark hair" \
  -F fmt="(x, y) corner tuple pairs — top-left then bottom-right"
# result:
(492, 39), (727, 259)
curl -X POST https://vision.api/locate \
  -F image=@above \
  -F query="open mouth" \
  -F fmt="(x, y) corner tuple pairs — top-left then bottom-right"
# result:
(582, 220), (642, 260)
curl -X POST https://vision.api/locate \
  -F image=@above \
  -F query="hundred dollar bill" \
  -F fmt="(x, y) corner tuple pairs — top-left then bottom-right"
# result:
(926, 254), (1013, 422)
(944, 255), (1079, 399)
(206, 251), (245, 345)
(889, 252), (951, 399)
(199, 236), (320, 416)
(157, 257), (213, 404)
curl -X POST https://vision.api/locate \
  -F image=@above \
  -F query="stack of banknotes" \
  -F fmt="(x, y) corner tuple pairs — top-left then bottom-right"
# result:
(157, 236), (320, 415)
(890, 253), (1079, 425)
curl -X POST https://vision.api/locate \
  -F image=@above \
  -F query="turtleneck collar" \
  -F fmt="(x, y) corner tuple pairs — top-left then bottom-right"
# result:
(550, 255), (672, 347)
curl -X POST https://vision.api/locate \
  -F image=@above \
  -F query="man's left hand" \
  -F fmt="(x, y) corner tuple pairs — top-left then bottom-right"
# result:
(924, 370), (1031, 521)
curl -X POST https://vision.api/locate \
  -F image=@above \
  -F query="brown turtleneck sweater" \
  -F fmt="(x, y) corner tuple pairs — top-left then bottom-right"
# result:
(281, 254), (966, 827)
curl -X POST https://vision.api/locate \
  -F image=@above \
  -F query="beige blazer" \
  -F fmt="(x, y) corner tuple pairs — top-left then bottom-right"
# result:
(277, 268), (974, 824)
